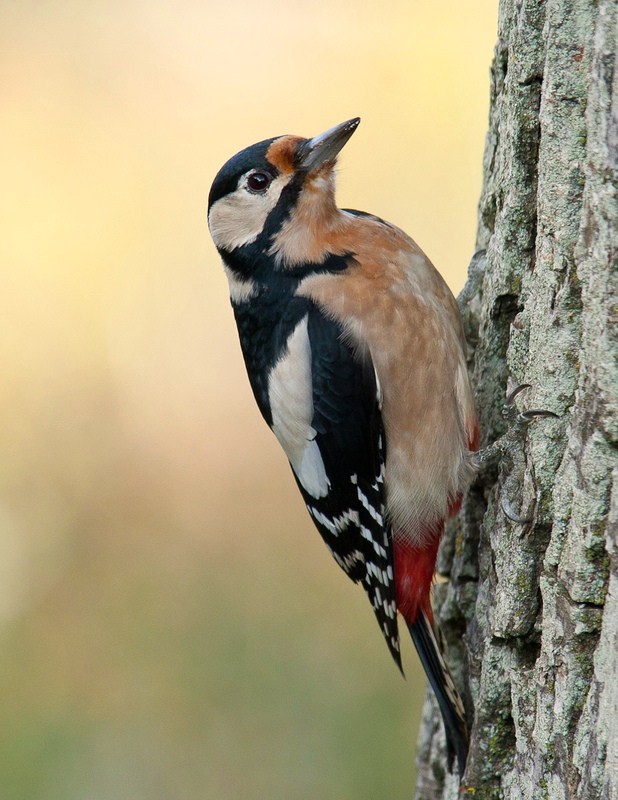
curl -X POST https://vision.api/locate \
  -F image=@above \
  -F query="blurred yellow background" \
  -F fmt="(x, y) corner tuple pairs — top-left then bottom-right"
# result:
(0, 2), (496, 797)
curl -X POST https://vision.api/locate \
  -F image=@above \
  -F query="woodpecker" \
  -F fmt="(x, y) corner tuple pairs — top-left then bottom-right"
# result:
(207, 118), (479, 776)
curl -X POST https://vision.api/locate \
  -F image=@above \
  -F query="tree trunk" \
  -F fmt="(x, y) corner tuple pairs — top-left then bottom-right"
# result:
(415, 2), (618, 799)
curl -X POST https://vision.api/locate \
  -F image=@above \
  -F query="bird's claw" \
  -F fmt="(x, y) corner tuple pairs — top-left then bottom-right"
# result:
(501, 497), (533, 525)
(519, 408), (559, 422)
(476, 384), (558, 471)
(488, 383), (559, 526)
(505, 383), (532, 406)
(502, 383), (559, 425)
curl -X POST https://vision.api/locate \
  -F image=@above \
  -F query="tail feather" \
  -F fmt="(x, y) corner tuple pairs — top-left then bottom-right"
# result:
(407, 610), (468, 778)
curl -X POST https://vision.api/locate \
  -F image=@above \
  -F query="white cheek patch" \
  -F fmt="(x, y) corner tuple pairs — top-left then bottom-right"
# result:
(208, 173), (291, 252)
(268, 315), (330, 499)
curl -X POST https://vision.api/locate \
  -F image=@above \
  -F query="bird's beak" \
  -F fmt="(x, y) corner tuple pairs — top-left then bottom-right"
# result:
(297, 117), (360, 173)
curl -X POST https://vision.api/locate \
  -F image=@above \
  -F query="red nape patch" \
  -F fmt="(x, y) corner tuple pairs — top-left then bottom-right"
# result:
(394, 526), (443, 624)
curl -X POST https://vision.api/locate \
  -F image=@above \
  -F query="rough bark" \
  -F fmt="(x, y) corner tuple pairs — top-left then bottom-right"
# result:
(415, 2), (618, 799)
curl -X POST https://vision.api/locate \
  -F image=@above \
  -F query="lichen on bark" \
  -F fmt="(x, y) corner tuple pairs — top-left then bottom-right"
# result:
(415, 2), (618, 799)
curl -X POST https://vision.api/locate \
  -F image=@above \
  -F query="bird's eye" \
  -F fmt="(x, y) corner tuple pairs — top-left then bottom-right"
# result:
(246, 171), (272, 193)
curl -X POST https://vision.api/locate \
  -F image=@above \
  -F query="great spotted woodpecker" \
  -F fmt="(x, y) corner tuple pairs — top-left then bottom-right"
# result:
(207, 118), (479, 776)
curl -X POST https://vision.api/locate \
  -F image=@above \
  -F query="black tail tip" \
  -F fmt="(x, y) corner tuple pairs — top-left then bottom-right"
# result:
(407, 613), (469, 780)
(446, 723), (469, 779)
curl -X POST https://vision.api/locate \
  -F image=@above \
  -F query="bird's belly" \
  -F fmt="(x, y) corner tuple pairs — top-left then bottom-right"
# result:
(385, 433), (465, 544)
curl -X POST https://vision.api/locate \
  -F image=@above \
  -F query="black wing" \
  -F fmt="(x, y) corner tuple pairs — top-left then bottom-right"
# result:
(296, 304), (401, 670)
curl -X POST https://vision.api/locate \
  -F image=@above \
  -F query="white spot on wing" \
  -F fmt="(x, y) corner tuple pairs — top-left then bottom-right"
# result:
(332, 549), (365, 573)
(308, 507), (338, 535)
(269, 315), (330, 499)
(357, 486), (384, 526)
(309, 506), (360, 536)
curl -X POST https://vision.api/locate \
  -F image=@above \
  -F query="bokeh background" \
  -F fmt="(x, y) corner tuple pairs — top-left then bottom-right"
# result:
(1, 2), (496, 798)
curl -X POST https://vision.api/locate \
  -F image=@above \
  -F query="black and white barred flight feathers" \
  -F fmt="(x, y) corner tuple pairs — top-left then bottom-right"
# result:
(297, 313), (400, 667)
(207, 118), (478, 777)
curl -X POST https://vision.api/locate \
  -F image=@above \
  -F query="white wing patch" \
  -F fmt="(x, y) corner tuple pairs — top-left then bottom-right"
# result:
(268, 315), (330, 499)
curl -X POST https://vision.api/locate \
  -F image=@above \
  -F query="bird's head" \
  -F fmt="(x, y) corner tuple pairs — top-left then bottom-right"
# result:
(208, 118), (360, 263)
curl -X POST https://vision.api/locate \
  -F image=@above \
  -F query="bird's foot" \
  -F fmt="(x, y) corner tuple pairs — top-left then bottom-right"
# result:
(475, 384), (557, 467)
(474, 384), (558, 524)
